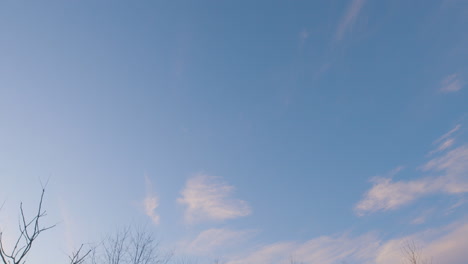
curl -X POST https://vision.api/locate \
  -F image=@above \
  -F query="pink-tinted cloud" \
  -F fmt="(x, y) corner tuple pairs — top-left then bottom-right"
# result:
(440, 73), (464, 93)
(335, 0), (366, 41)
(177, 174), (251, 224)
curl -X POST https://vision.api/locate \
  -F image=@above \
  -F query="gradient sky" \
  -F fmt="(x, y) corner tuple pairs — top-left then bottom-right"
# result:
(1, 1), (468, 264)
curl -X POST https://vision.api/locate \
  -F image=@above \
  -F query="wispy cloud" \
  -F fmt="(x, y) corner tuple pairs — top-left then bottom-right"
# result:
(411, 208), (436, 225)
(355, 176), (437, 215)
(299, 29), (310, 45)
(177, 174), (251, 224)
(440, 73), (464, 93)
(58, 199), (78, 254)
(429, 124), (461, 155)
(227, 242), (296, 264)
(227, 233), (380, 264)
(225, 221), (468, 264)
(375, 222), (468, 264)
(434, 124), (461, 144)
(429, 138), (456, 155)
(143, 175), (160, 224)
(356, 126), (468, 215)
(181, 228), (254, 256)
(335, 0), (366, 41)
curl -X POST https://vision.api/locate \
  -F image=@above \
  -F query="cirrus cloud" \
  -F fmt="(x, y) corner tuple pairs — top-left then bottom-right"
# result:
(143, 175), (160, 224)
(181, 228), (255, 256)
(335, 0), (366, 41)
(355, 125), (468, 215)
(177, 174), (252, 224)
(440, 73), (464, 93)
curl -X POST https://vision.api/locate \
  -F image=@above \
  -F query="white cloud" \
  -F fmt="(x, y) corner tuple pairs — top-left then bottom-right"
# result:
(335, 0), (366, 41)
(182, 228), (254, 256)
(434, 124), (461, 144)
(355, 176), (438, 215)
(227, 242), (296, 264)
(429, 124), (461, 155)
(375, 222), (468, 264)
(356, 143), (468, 215)
(411, 208), (436, 225)
(421, 144), (468, 176)
(429, 138), (455, 155)
(143, 175), (160, 224)
(227, 233), (380, 264)
(440, 73), (464, 93)
(225, 221), (468, 264)
(292, 233), (379, 264)
(177, 174), (251, 224)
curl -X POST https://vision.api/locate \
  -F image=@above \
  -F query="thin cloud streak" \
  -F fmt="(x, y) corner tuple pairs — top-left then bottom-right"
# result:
(143, 175), (160, 224)
(227, 233), (380, 264)
(182, 228), (254, 255)
(335, 0), (366, 41)
(430, 124), (461, 155)
(440, 73), (464, 93)
(429, 138), (455, 155)
(434, 124), (461, 144)
(355, 176), (437, 215)
(227, 242), (296, 264)
(356, 125), (468, 215)
(356, 144), (468, 215)
(375, 222), (468, 264)
(226, 221), (468, 264)
(177, 174), (251, 224)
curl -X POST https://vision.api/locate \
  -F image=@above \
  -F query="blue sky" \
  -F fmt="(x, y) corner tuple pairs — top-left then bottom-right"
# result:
(1, 0), (467, 263)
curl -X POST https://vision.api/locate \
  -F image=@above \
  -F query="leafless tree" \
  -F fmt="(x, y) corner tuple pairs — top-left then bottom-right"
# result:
(401, 240), (433, 264)
(0, 188), (55, 264)
(288, 255), (304, 264)
(91, 226), (172, 264)
(69, 244), (92, 264)
(0, 188), (91, 264)
(0, 188), (174, 264)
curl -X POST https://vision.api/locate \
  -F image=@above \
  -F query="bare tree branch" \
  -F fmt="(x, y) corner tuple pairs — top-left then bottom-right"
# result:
(69, 244), (92, 264)
(401, 240), (433, 264)
(0, 188), (55, 264)
(92, 226), (173, 264)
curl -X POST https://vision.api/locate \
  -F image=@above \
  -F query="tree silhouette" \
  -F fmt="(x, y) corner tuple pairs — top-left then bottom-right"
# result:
(0, 188), (90, 264)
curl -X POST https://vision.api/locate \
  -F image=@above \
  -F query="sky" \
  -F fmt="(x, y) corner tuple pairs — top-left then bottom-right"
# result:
(0, 0), (468, 263)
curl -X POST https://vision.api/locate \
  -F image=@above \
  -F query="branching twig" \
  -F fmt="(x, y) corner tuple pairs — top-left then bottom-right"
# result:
(0, 188), (55, 264)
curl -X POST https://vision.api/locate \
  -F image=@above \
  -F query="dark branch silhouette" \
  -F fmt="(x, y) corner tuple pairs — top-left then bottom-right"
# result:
(0, 188), (55, 264)
(402, 240), (433, 264)
(91, 226), (173, 264)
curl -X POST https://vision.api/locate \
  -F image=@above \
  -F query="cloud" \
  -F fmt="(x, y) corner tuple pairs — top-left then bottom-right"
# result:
(440, 73), (464, 93)
(355, 176), (437, 215)
(58, 199), (78, 254)
(225, 221), (468, 264)
(227, 242), (296, 264)
(227, 233), (380, 264)
(335, 0), (366, 41)
(356, 124), (468, 215)
(411, 208), (436, 225)
(356, 142), (468, 215)
(422, 143), (467, 172)
(299, 29), (310, 44)
(434, 124), (461, 144)
(429, 124), (460, 155)
(429, 138), (455, 155)
(177, 174), (251, 224)
(143, 175), (160, 224)
(375, 222), (468, 264)
(182, 228), (254, 255)
(292, 233), (380, 264)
